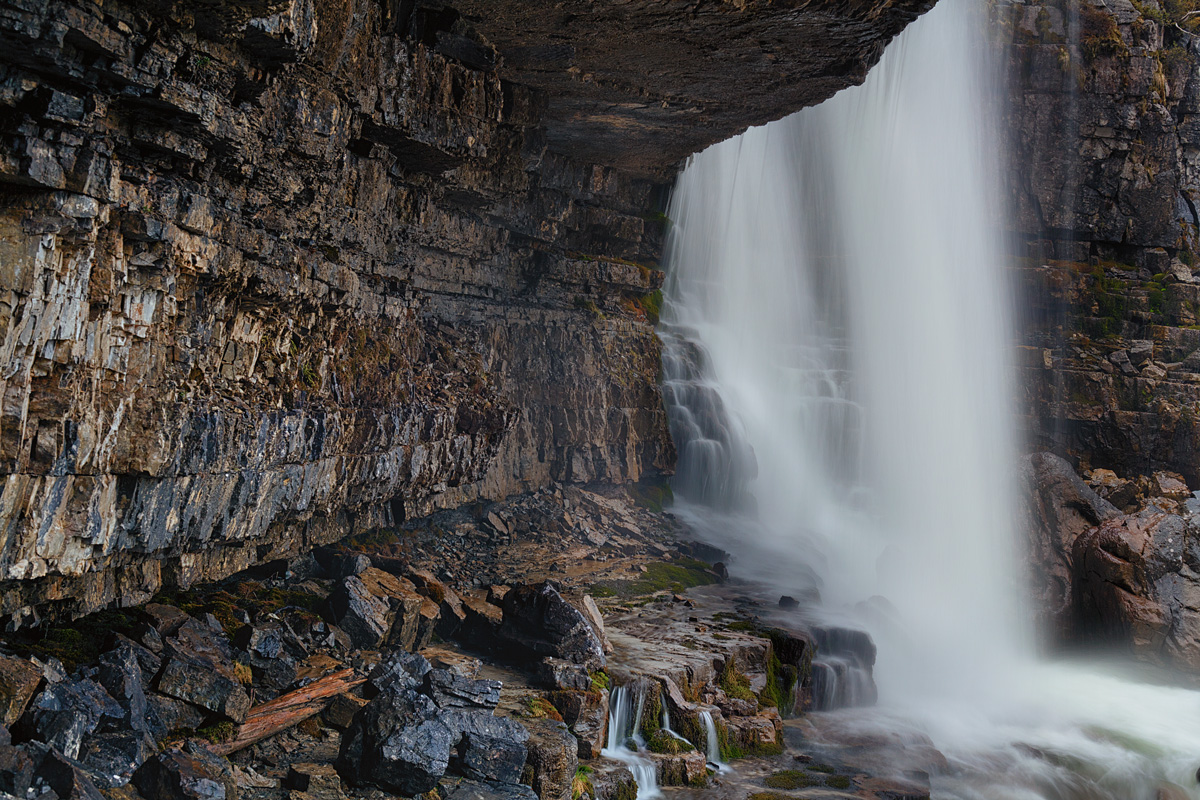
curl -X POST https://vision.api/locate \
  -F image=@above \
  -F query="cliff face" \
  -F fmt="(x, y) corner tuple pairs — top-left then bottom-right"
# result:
(1007, 0), (1200, 482)
(0, 0), (930, 623)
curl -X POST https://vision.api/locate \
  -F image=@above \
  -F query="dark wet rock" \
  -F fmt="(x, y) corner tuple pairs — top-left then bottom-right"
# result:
(133, 742), (239, 800)
(578, 595), (613, 656)
(535, 658), (590, 692)
(522, 718), (577, 800)
(156, 619), (250, 723)
(500, 583), (605, 669)
(407, 569), (467, 638)
(544, 690), (608, 759)
(779, 595), (799, 609)
(487, 586), (511, 606)
(0, 739), (33, 798)
(335, 687), (454, 795)
(425, 670), (502, 712)
(441, 778), (538, 800)
(444, 712), (529, 785)
(146, 694), (207, 740)
(461, 597), (505, 644)
(365, 651), (431, 698)
(111, 634), (163, 685)
(0, 656), (42, 726)
(324, 568), (427, 651)
(26, 743), (105, 800)
(315, 551), (372, 580)
(78, 731), (155, 788)
(142, 604), (191, 637)
(590, 766), (637, 800)
(21, 678), (122, 759)
(95, 642), (149, 735)
(233, 623), (302, 697)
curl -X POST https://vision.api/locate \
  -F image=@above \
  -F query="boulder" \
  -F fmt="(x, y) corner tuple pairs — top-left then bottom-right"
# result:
(535, 658), (590, 691)
(424, 670), (502, 712)
(95, 641), (149, 735)
(408, 569), (468, 638)
(1020, 452), (1120, 638)
(232, 623), (302, 697)
(21, 678), (122, 759)
(500, 583), (605, 669)
(365, 651), (431, 698)
(78, 730), (155, 788)
(649, 749), (707, 786)
(323, 568), (426, 651)
(725, 708), (782, 755)
(156, 618), (251, 723)
(579, 595), (613, 655)
(141, 604), (190, 636)
(522, 718), (577, 800)
(0, 738), (33, 798)
(133, 743), (239, 800)
(1151, 471), (1191, 501)
(26, 743), (105, 800)
(461, 596), (504, 644)
(444, 711), (529, 785)
(146, 693), (207, 739)
(441, 778), (538, 800)
(335, 687), (454, 795)
(0, 656), (41, 726)
(545, 690), (608, 759)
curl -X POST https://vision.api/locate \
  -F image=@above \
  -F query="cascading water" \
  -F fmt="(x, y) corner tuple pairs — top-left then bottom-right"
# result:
(602, 684), (660, 800)
(660, 0), (1200, 796)
(697, 711), (727, 772)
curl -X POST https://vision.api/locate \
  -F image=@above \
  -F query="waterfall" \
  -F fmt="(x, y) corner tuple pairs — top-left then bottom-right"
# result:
(698, 711), (726, 772)
(659, 0), (1200, 796)
(602, 684), (660, 799)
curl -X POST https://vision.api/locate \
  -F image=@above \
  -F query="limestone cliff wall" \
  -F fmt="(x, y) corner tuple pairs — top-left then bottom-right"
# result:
(1007, 0), (1200, 483)
(0, 0), (930, 622)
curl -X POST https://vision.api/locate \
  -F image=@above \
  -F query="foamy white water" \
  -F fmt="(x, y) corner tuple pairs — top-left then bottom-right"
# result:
(659, 0), (1200, 796)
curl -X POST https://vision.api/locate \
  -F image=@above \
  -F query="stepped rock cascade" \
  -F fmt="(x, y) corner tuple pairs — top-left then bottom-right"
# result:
(661, 0), (1200, 796)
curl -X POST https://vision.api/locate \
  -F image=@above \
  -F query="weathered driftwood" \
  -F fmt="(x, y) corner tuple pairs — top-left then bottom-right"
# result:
(215, 668), (365, 754)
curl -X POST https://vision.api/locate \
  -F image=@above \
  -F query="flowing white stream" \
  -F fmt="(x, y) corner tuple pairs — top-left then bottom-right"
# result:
(659, 0), (1200, 797)
(603, 684), (660, 799)
(697, 711), (727, 773)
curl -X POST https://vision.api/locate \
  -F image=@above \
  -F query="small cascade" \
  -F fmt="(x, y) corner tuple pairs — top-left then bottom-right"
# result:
(807, 625), (878, 711)
(602, 683), (660, 800)
(698, 710), (727, 772)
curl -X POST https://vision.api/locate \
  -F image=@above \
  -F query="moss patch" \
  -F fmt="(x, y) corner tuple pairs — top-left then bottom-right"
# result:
(764, 770), (822, 789)
(646, 729), (695, 754)
(590, 558), (718, 599)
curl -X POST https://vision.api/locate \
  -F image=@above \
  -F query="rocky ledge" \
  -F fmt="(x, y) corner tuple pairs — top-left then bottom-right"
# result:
(0, 484), (914, 800)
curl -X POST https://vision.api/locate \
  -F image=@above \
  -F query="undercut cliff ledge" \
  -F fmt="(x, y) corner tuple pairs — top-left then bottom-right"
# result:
(0, 0), (933, 623)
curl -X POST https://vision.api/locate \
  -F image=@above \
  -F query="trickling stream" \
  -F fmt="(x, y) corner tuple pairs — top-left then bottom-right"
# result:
(658, 0), (1200, 796)
(603, 683), (660, 800)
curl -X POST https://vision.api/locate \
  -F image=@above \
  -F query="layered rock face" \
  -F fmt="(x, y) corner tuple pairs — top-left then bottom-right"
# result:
(0, 0), (931, 622)
(1006, 0), (1200, 482)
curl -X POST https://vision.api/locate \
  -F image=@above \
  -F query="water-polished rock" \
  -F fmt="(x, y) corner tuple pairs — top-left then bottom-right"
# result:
(156, 618), (250, 723)
(424, 669), (501, 711)
(335, 687), (454, 795)
(132, 742), (239, 800)
(501, 583), (605, 669)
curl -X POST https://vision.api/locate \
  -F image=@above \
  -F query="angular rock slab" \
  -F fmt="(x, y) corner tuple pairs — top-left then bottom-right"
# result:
(501, 582), (604, 669)
(132, 743), (239, 800)
(336, 687), (454, 795)
(0, 656), (41, 726)
(156, 619), (250, 723)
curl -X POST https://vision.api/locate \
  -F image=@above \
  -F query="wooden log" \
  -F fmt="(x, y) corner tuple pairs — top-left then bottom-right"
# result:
(215, 667), (365, 755)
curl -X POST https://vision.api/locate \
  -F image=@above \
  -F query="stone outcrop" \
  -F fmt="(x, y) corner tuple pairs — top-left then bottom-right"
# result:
(0, 0), (932, 623)
(1023, 450), (1200, 668)
(1005, 0), (1200, 482)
